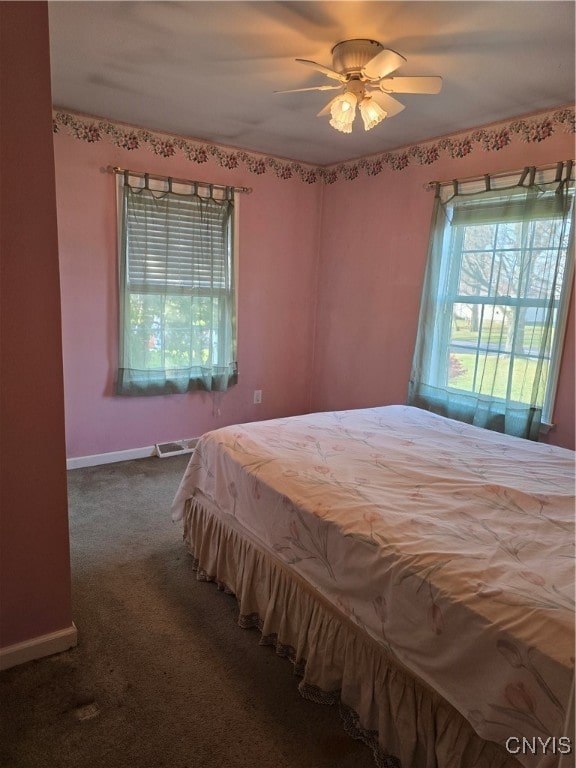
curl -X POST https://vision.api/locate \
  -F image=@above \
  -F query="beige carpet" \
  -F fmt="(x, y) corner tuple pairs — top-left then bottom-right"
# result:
(0, 455), (378, 768)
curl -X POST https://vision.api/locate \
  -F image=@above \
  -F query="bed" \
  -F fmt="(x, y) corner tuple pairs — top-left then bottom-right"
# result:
(171, 405), (575, 768)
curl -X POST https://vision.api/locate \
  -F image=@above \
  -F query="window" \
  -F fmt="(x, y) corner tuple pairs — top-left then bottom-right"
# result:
(409, 165), (574, 440)
(116, 172), (237, 396)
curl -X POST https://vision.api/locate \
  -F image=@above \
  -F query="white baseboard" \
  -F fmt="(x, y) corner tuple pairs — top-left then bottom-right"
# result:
(67, 446), (156, 470)
(0, 623), (78, 671)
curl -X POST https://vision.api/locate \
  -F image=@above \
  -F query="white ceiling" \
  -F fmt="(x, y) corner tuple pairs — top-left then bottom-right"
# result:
(48, 1), (576, 166)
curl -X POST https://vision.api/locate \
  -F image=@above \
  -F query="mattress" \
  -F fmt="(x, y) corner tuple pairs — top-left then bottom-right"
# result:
(172, 405), (575, 768)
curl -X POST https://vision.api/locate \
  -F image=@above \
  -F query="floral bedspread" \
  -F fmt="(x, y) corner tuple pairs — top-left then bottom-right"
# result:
(171, 405), (575, 768)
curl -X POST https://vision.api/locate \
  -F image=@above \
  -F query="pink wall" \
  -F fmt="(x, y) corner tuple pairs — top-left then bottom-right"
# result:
(0, 2), (73, 649)
(313, 126), (575, 450)
(54, 111), (574, 454)
(54, 134), (323, 458)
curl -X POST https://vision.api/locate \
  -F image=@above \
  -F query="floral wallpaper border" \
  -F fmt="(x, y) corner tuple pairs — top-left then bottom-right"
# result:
(53, 107), (575, 185)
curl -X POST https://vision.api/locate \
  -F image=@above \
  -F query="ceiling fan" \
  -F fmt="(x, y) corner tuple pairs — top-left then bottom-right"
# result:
(276, 39), (442, 133)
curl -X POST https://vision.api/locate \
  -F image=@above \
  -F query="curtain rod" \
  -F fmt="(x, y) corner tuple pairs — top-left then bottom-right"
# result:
(425, 160), (574, 192)
(108, 165), (252, 194)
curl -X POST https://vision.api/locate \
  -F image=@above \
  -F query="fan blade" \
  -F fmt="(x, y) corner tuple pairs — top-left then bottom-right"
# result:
(367, 90), (406, 118)
(361, 49), (406, 80)
(274, 84), (342, 94)
(295, 58), (346, 82)
(379, 76), (443, 95)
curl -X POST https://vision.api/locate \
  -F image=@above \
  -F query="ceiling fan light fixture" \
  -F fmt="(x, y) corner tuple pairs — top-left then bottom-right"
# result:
(359, 96), (387, 131)
(329, 92), (357, 133)
(284, 39), (442, 136)
(329, 115), (354, 133)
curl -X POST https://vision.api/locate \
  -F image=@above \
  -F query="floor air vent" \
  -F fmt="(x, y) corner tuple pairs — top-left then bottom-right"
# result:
(155, 438), (199, 458)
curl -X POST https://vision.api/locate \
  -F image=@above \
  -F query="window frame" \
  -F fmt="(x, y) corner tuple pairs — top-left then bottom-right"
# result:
(420, 169), (574, 428)
(115, 172), (238, 396)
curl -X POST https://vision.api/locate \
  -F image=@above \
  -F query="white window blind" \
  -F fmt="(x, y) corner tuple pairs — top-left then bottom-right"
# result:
(125, 190), (230, 293)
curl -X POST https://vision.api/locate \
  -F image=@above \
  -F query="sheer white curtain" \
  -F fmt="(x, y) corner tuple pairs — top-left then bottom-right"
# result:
(116, 173), (237, 396)
(409, 162), (574, 440)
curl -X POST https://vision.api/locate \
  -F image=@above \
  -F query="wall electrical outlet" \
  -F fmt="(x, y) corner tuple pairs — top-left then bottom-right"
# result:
(253, 389), (262, 404)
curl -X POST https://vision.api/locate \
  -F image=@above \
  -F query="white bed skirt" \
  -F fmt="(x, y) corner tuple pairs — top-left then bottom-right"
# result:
(183, 496), (521, 768)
